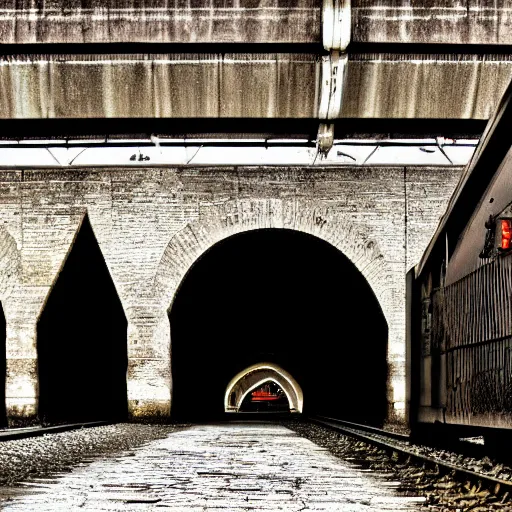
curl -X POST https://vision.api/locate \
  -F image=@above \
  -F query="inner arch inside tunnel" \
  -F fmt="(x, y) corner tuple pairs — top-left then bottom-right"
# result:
(224, 362), (303, 414)
(169, 228), (389, 424)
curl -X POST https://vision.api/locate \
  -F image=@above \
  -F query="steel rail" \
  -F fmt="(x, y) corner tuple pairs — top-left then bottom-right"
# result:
(0, 421), (112, 442)
(309, 415), (512, 494)
(311, 415), (410, 441)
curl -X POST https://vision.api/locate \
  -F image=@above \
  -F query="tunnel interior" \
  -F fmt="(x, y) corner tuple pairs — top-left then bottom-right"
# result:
(169, 229), (388, 424)
(0, 301), (6, 426)
(37, 214), (128, 424)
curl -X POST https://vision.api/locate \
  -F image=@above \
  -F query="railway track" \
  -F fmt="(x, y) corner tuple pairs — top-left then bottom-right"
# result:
(0, 421), (111, 442)
(309, 415), (512, 496)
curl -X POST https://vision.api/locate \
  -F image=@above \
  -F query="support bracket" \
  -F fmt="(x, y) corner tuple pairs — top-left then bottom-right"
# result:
(318, 51), (348, 120)
(317, 0), (351, 157)
(322, 0), (351, 52)
(316, 123), (335, 158)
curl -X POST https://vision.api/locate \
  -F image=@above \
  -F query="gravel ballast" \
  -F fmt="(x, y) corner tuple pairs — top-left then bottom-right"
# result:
(0, 423), (186, 486)
(285, 420), (512, 512)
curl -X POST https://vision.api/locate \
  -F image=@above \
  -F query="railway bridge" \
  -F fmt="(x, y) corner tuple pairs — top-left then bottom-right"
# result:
(0, 0), (511, 427)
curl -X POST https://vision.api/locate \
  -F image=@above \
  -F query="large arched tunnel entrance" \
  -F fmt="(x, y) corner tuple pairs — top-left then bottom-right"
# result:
(37, 215), (128, 424)
(169, 229), (388, 424)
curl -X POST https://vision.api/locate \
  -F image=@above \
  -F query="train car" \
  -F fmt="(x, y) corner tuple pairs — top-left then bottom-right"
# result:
(407, 78), (512, 443)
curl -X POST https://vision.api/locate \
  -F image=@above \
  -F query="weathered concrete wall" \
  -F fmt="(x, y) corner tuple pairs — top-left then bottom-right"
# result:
(0, 0), (321, 44)
(0, 53), (510, 119)
(0, 165), (463, 423)
(405, 167), (465, 272)
(345, 54), (512, 119)
(353, 0), (512, 45)
(1, 1), (511, 45)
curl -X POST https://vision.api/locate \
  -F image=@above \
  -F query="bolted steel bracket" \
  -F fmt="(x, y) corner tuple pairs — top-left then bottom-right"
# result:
(317, 0), (351, 158)
(316, 52), (348, 156)
(316, 123), (335, 158)
(318, 50), (348, 120)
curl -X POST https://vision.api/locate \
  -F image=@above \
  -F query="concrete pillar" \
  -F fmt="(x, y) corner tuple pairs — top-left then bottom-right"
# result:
(388, 354), (406, 422)
(381, 276), (407, 424)
(5, 314), (39, 426)
(126, 309), (171, 421)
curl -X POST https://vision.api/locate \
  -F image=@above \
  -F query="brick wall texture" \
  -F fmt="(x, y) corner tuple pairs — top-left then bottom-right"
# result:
(0, 165), (464, 422)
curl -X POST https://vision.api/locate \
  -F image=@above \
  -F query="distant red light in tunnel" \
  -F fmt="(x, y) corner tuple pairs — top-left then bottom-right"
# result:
(251, 384), (282, 402)
(502, 219), (512, 250)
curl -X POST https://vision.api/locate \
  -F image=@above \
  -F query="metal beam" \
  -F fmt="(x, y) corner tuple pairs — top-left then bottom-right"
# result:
(0, 53), (510, 120)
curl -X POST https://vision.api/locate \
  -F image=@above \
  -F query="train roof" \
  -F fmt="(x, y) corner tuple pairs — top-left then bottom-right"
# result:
(416, 78), (512, 278)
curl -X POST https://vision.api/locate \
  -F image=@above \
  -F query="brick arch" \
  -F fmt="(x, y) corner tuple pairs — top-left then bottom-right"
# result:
(153, 198), (394, 326)
(147, 197), (406, 420)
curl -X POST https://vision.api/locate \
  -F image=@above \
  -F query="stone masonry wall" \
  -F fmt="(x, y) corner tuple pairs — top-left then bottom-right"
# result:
(0, 165), (463, 424)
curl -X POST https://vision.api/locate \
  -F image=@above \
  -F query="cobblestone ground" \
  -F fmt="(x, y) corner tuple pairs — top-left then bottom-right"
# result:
(0, 422), (425, 511)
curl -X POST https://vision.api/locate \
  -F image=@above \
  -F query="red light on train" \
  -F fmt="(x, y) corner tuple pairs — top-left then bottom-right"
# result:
(501, 219), (512, 250)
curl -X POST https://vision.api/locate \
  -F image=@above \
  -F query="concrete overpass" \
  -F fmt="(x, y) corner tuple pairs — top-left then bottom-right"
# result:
(0, 1), (510, 45)
(0, 1), (510, 124)
(0, 0), (510, 426)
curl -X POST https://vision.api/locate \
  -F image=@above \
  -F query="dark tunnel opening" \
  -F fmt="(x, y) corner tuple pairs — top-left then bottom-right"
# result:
(169, 229), (388, 424)
(0, 301), (6, 427)
(37, 215), (128, 424)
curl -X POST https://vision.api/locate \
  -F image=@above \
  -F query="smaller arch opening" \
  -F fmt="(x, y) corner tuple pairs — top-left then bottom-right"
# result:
(224, 363), (303, 415)
(239, 380), (291, 413)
